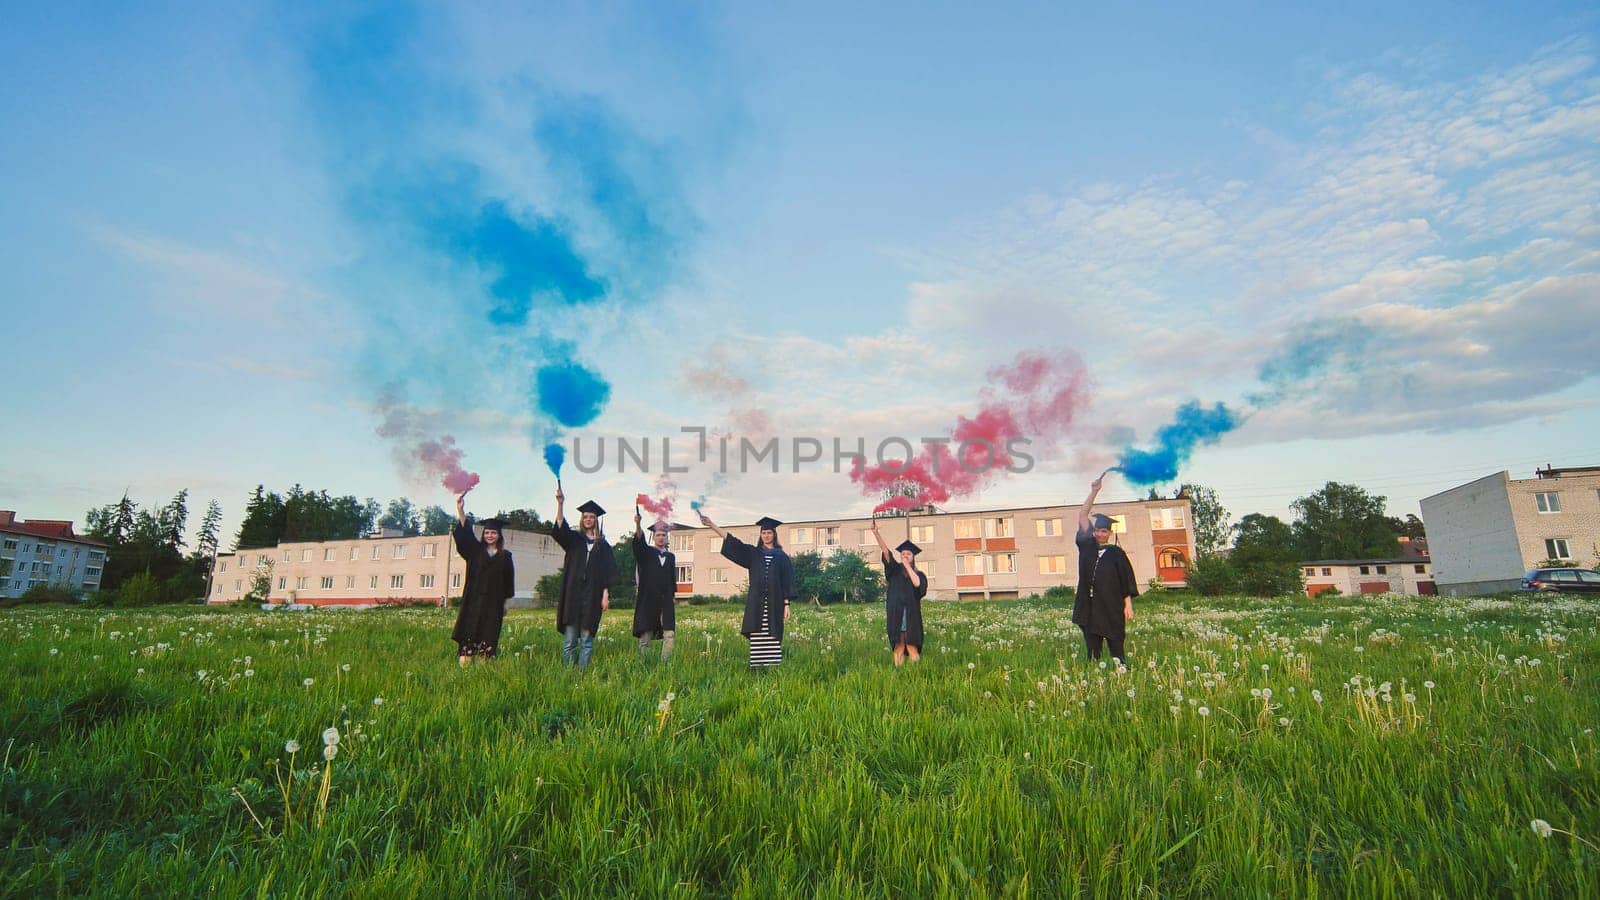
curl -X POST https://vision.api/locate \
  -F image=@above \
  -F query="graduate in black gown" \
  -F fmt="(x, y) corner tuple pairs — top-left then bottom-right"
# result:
(450, 491), (515, 665)
(552, 487), (617, 670)
(870, 519), (929, 666)
(631, 505), (678, 660)
(1072, 471), (1139, 664)
(699, 512), (795, 669)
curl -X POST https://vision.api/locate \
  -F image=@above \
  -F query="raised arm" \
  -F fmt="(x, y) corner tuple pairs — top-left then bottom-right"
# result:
(1077, 470), (1107, 532)
(869, 519), (892, 562)
(698, 512), (727, 540)
(554, 483), (566, 526)
(455, 491), (470, 527)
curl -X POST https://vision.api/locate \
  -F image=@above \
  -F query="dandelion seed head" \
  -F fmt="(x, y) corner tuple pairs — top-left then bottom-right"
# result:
(323, 744), (338, 761)
(303, 678), (314, 687)
(1531, 819), (1554, 838)
(285, 740), (300, 753)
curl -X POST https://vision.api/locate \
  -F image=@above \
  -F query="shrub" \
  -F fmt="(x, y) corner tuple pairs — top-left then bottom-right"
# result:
(1041, 585), (1075, 605)
(16, 584), (82, 605)
(1237, 560), (1305, 597)
(1184, 554), (1238, 596)
(534, 574), (562, 608)
(115, 573), (162, 608)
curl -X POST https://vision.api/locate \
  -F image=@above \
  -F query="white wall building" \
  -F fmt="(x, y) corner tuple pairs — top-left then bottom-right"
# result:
(1420, 465), (1600, 596)
(208, 526), (562, 608)
(1301, 559), (1436, 597)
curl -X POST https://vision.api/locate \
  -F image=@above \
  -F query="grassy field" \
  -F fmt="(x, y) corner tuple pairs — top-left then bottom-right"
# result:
(2, 592), (1598, 897)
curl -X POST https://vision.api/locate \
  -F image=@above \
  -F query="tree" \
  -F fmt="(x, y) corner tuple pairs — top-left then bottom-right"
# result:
(1184, 554), (1238, 596)
(534, 573), (562, 608)
(236, 486), (286, 549)
(379, 498), (421, 536)
(1291, 482), (1400, 560)
(421, 505), (455, 536)
(791, 551), (827, 604)
(1232, 514), (1297, 567)
(1177, 483), (1230, 557)
(1386, 513), (1426, 540)
(826, 552), (884, 604)
(192, 500), (223, 578)
(159, 489), (189, 555)
(494, 509), (551, 533)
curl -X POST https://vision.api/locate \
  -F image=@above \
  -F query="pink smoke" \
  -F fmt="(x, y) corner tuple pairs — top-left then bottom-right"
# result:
(635, 474), (677, 525)
(852, 349), (1090, 513)
(418, 436), (481, 494)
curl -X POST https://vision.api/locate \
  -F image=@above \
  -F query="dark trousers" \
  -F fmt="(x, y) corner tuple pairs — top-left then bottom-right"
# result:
(1083, 628), (1125, 663)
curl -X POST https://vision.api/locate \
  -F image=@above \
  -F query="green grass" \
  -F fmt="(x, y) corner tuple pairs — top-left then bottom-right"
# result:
(2, 593), (1598, 896)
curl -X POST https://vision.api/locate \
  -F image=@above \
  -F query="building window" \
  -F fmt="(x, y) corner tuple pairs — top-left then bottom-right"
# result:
(859, 529), (876, 545)
(422, 543), (436, 558)
(1149, 507), (1187, 529)
(672, 534), (693, 552)
(371, 546), (381, 560)
(1359, 566), (1370, 575)
(911, 525), (935, 544)
(984, 517), (1014, 538)
(393, 545), (406, 559)
(1535, 492), (1561, 513)
(791, 527), (812, 544)
(1158, 549), (1187, 569)
(323, 548), (336, 562)
(301, 549), (311, 562)
(234, 580), (241, 591)
(710, 567), (728, 584)
(1375, 565), (1388, 575)
(390, 574), (405, 589)
(296, 576), (309, 590)
(1038, 555), (1068, 575)
(989, 553), (1017, 574)
(2, 539), (15, 550)
(420, 574), (435, 588)
(277, 577), (287, 589)
(1414, 564), (1426, 574)
(819, 527), (839, 546)
(346, 576), (356, 588)
(283, 551), (292, 562)
(954, 518), (981, 539)
(676, 565), (694, 583)
(89, 550), (104, 562)
(450, 573), (461, 588)
(219, 562), (228, 573)
(1321, 568), (1331, 576)
(350, 547), (360, 560)
(956, 555), (984, 576)
(370, 575), (379, 589)
(1035, 518), (1064, 538)
(320, 576), (334, 589)
(1545, 538), (1571, 560)
(923, 560), (936, 581)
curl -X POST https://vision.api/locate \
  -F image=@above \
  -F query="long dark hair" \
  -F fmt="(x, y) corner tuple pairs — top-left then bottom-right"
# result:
(483, 530), (504, 552)
(759, 530), (783, 552)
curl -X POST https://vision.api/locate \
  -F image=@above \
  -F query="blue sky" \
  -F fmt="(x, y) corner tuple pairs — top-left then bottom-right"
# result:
(3, 1), (1598, 545)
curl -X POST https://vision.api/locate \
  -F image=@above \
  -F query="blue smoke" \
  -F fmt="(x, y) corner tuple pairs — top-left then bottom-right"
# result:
(536, 359), (612, 428)
(1249, 318), (1372, 407)
(456, 200), (605, 326)
(1116, 401), (1239, 485)
(543, 443), (567, 478)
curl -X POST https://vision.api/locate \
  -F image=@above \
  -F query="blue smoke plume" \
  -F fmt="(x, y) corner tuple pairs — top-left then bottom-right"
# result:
(1116, 401), (1239, 485)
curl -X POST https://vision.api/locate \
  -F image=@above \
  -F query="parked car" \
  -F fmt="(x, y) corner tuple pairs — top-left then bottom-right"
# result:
(1520, 568), (1600, 594)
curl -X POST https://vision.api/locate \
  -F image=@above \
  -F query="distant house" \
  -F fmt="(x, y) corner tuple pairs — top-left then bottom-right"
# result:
(0, 510), (109, 598)
(1421, 465), (1600, 596)
(1301, 558), (1436, 597)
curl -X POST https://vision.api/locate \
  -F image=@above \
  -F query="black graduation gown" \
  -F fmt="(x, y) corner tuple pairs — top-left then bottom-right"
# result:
(450, 522), (515, 655)
(720, 535), (796, 641)
(632, 532), (677, 638)
(553, 521), (618, 634)
(883, 553), (928, 650)
(1072, 526), (1140, 640)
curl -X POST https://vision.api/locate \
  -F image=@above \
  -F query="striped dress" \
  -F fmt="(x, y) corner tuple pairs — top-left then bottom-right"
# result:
(748, 552), (783, 668)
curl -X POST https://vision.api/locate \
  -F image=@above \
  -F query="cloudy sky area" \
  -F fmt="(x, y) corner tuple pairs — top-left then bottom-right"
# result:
(3, 2), (1598, 544)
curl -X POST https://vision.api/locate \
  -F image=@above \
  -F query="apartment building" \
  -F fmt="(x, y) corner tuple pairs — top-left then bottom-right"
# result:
(667, 498), (1195, 601)
(1302, 558), (1436, 597)
(0, 510), (109, 598)
(208, 526), (562, 608)
(1420, 465), (1600, 596)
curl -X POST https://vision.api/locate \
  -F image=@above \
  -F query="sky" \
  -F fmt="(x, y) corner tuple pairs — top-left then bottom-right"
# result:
(3, 1), (1598, 548)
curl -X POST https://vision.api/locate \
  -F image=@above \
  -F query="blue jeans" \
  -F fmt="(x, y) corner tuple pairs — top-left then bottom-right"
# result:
(563, 625), (595, 669)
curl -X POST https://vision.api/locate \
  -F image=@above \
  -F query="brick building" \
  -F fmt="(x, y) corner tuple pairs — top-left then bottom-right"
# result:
(0, 510), (109, 598)
(1420, 465), (1600, 596)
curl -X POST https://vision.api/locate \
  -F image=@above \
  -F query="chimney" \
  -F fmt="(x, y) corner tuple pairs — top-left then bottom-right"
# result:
(0, 510), (14, 527)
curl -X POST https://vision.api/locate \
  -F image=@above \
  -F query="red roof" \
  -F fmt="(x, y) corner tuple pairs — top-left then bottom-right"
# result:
(0, 520), (108, 547)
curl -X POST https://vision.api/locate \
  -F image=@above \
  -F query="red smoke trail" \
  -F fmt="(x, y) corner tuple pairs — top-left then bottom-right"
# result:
(851, 350), (1090, 513)
(418, 436), (481, 494)
(635, 474), (678, 525)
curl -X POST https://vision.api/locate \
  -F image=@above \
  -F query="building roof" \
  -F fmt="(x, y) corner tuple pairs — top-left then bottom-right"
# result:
(0, 520), (108, 547)
(690, 497), (1188, 530)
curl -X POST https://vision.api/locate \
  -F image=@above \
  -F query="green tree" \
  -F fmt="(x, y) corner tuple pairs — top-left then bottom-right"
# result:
(826, 552), (884, 604)
(1177, 483), (1230, 557)
(421, 505), (455, 536)
(236, 486), (286, 549)
(1386, 513), (1426, 540)
(1232, 513), (1297, 567)
(534, 573), (563, 608)
(1291, 482), (1400, 560)
(609, 532), (638, 609)
(245, 559), (273, 604)
(494, 508), (552, 534)
(1184, 553), (1238, 596)
(379, 498), (421, 536)
(790, 551), (827, 604)
(191, 499), (223, 579)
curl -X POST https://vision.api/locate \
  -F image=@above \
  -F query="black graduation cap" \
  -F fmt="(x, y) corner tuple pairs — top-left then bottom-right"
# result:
(1089, 513), (1113, 530)
(755, 516), (782, 530)
(895, 539), (921, 555)
(578, 500), (606, 516)
(478, 517), (506, 531)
